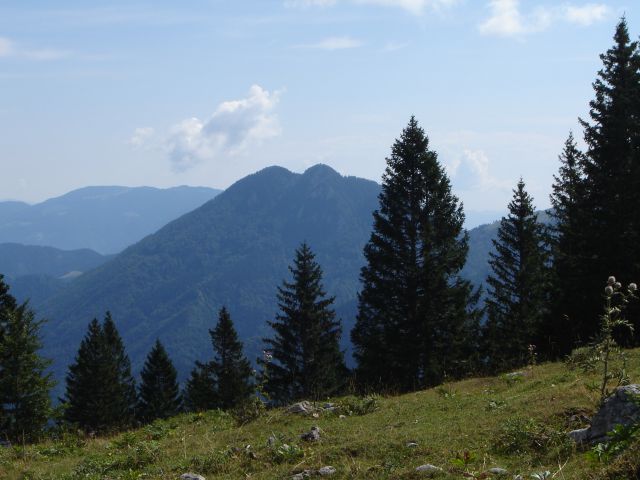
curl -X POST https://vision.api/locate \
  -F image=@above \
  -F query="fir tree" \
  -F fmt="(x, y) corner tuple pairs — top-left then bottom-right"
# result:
(209, 307), (253, 410)
(0, 294), (54, 443)
(138, 340), (182, 422)
(185, 307), (253, 411)
(261, 243), (346, 404)
(63, 313), (136, 432)
(548, 133), (587, 355)
(352, 117), (479, 391)
(184, 361), (216, 412)
(483, 179), (550, 372)
(561, 18), (640, 345)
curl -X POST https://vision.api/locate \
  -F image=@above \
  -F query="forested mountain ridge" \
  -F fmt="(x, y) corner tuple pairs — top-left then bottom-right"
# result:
(36, 164), (381, 388)
(0, 185), (220, 254)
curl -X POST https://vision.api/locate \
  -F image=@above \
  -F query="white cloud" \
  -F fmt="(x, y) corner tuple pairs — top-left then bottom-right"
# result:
(158, 85), (282, 172)
(0, 36), (71, 60)
(448, 149), (512, 191)
(565, 4), (609, 26)
(301, 36), (363, 50)
(479, 1), (610, 37)
(129, 127), (155, 148)
(382, 41), (410, 52)
(286, 0), (458, 15)
(0, 37), (14, 56)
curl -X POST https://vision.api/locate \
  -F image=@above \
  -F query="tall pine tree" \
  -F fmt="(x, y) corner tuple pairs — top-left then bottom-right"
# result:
(0, 277), (54, 443)
(63, 313), (137, 433)
(185, 307), (253, 411)
(261, 243), (346, 405)
(138, 340), (182, 422)
(559, 18), (640, 345)
(352, 117), (479, 391)
(483, 179), (550, 372)
(548, 133), (587, 355)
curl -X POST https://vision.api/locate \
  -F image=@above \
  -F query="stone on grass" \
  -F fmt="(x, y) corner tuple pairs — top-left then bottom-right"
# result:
(416, 464), (442, 474)
(301, 426), (321, 442)
(291, 469), (313, 479)
(287, 401), (314, 414)
(568, 385), (640, 444)
(318, 466), (337, 476)
(180, 474), (205, 480)
(406, 441), (419, 448)
(488, 467), (508, 476)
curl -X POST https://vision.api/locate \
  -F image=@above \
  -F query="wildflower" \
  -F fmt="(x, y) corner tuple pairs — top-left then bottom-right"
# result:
(605, 285), (614, 296)
(614, 282), (622, 290)
(607, 276), (616, 286)
(629, 283), (638, 292)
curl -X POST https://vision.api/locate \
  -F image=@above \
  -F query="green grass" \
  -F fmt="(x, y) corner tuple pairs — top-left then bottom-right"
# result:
(3, 352), (640, 479)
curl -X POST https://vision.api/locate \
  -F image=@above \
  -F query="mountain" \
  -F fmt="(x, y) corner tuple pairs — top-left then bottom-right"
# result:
(0, 243), (109, 279)
(36, 165), (380, 388)
(0, 186), (220, 254)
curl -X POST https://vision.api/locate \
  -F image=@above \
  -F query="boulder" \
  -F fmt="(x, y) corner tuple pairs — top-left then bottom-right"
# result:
(301, 426), (321, 442)
(416, 464), (442, 475)
(180, 474), (205, 480)
(488, 467), (508, 476)
(569, 385), (640, 444)
(287, 401), (314, 414)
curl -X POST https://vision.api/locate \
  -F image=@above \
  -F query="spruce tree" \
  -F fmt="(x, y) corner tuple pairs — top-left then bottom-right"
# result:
(209, 307), (253, 410)
(185, 307), (253, 411)
(561, 18), (640, 345)
(352, 117), (479, 391)
(483, 179), (550, 372)
(63, 313), (136, 433)
(138, 340), (182, 422)
(548, 133), (587, 355)
(261, 243), (346, 404)
(0, 295), (54, 443)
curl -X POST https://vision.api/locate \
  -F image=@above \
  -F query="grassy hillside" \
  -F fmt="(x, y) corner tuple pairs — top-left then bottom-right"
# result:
(3, 351), (640, 479)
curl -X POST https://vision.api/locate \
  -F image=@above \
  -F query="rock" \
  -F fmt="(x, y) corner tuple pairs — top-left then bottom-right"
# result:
(267, 435), (277, 447)
(513, 476), (523, 480)
(406, 441), (419, 448)
(488, 467), (508, 476)
(568, 385), (640, 443)
(318, 466), (337, 476)
(505, 371), (524, 378)
(568, 427), (590, 444)
(323, 402), (335, 409)
(291, 469), (313, 479)
(180, 474), (205, 480)
(416, 464), (442, 475)
(338, 414), (346, 419)
(301, 426), (321, 442)
(287, 401), (314, 414)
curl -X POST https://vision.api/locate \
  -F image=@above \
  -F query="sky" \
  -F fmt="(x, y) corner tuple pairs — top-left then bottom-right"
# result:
(0, 0), (638, 217)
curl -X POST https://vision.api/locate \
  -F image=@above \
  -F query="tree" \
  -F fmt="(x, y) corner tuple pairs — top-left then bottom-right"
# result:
(352, 117), (480, 391)
(63, 312), (136, 433)
(138, 340), (182, 422)
(483, 179), (550, 372)
(559, 18), (640, 345)
(185, 307), (253, 411)
(261, 243), (346, 404)
(0, 276), (54, 442)
(209, 307), (253, 410)
(548, 133), (587, 355)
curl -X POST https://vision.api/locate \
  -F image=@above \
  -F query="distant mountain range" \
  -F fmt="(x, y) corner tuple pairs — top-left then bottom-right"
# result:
(0, 166), (549, 395)
(0, 185), (220, 254)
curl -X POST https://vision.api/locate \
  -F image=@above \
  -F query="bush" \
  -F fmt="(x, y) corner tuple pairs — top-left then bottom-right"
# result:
(335, 395), (380, 416)
(493, 417), (572, 460)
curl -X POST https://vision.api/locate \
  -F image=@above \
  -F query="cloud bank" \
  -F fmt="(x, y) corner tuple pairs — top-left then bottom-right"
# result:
(134, 85), (282, 172)
(286, 0), (458, 15)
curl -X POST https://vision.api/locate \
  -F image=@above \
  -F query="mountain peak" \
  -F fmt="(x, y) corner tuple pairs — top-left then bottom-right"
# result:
(303, 164), (341, 179)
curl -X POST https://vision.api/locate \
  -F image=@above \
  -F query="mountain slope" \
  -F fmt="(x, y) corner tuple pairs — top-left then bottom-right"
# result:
(0, 243), (109, 279)
(5, 350), (639, 479)
(0, 186), (220, 254)
(39, 165), (380, 385)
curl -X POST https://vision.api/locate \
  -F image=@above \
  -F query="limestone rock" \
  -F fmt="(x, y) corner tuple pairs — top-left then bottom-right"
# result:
(318, 466), (337, 475)
(301, 426), (321, 442)
(180, 474), (205, 480)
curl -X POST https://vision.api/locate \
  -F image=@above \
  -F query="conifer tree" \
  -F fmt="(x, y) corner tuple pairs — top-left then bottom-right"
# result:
(209, 307), (253, 410)
(185, 307), (253, 411)
(548, 133), (587, 355)
(352, 117), (479, 391)
(0, 281), (54, 443)
(483, 179), (550, 372)
(138, 340), (182, 422)
(63, 313), (136, 432)
(261, 243), (346, 404)
(561, 18), (640, 345)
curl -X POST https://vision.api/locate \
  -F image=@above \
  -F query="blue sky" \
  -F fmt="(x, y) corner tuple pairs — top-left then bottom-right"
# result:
(0, 1), (637, 219)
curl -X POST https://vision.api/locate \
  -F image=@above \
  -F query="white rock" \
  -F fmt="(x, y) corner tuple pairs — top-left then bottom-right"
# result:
(181, 474), (206, 480)
(489, 467), (508, 476)
(318, 466), (337, 476)
(416, 464), (442, 474)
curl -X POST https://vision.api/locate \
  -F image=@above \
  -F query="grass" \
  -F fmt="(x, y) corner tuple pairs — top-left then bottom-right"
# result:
(2, 351), (640, 479)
